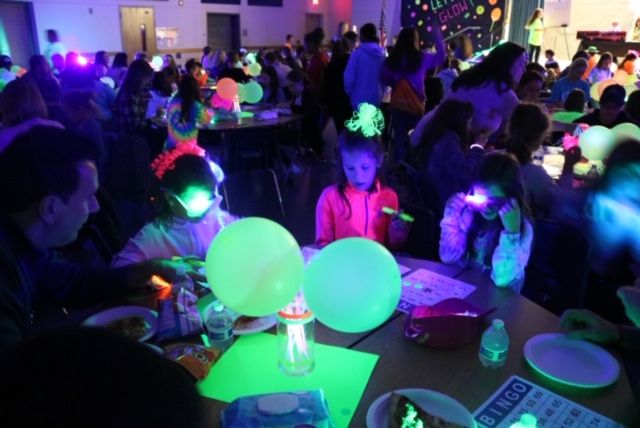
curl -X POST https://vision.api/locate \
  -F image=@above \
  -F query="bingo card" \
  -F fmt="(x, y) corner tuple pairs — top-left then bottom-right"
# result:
(474, 376), (625, 428)
(396, 268), (476, 313)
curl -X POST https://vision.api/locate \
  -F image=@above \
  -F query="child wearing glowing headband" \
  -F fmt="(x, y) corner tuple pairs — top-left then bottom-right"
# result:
(112, 150), (235, 267)
(315, 104), (410, 249)
(439, 153), (533, 292)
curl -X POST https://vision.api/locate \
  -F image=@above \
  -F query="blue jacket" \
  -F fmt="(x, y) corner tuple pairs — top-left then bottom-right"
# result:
(344, 42), (385, 109)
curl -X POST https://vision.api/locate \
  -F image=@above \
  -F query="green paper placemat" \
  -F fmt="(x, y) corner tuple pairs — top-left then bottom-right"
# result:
(198, 333), (379, 427)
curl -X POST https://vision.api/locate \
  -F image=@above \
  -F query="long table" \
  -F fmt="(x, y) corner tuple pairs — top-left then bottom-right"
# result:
(197, 257), (638, 427)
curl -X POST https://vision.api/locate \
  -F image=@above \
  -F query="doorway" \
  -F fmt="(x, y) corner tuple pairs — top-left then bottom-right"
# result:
(0, 1), (37, 67)
(207, 14), (240, 53)
(120, 7), (156, 59)
(305, 13), (323, 35)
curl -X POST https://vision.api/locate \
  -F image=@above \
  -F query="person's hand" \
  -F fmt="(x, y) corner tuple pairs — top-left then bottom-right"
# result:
(171, 255), (206, 269)
(560, 309), (620, 343)
(448, 193), (474, 231)
(499, 198), (521, 234)
(472, 133), (489, 148)
(128, 258), (206, 292)
(388, 211), (411, 244)
(563, 146), (582, 171)
(618, 286), (640, 327)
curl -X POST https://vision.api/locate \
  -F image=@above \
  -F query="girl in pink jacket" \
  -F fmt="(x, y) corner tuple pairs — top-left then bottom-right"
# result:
(315, 104), (410, 249)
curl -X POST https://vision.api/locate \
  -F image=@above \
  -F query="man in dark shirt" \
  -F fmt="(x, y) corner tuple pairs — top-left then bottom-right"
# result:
(0, 126), (197, 354)
(574, 83), (634, 128)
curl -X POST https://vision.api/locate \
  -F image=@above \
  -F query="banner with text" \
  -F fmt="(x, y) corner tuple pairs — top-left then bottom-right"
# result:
(401, 0), (507, 53)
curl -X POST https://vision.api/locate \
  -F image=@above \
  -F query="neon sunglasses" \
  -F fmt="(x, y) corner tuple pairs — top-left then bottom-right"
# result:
(167, 187), (220, 218)
(464, 193), (509, 212)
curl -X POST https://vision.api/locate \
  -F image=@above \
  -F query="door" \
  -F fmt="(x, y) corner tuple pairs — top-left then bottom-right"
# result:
(0, 1), (37, 67)
(305, 13), (323, 35)
(120, 7), (156, 59)
(207, 14), (240, 53)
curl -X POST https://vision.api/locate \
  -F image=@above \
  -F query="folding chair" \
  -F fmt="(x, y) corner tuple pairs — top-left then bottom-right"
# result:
(522, 219), (590, 315)
(221, 169), (286, 221)
(401, 203), (438, 261)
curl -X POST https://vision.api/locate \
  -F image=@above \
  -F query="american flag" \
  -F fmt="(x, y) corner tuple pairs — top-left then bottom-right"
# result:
(379, 0), (387, 47)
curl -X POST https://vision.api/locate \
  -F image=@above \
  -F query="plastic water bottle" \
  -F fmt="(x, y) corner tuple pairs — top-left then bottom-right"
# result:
(479, 319), (509, 368)
(205, 302), (234, 352)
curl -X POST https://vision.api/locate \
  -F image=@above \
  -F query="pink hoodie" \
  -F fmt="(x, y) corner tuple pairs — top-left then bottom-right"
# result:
(315, 180), (399, 247)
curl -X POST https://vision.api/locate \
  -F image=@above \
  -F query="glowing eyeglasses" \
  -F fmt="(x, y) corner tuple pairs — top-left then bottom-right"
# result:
(464, 193), (508, 211)
(169, 187), (219, 218)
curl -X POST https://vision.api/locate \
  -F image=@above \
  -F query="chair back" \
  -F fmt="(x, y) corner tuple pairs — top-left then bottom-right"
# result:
(523, 219), (590, 315)
(401, 203), (437, 260)
(221, 169), (286, 221)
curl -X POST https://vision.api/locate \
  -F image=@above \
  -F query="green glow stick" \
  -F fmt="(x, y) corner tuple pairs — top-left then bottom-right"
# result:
(201, 333), (211, 348)
(382, 206), (415, 223)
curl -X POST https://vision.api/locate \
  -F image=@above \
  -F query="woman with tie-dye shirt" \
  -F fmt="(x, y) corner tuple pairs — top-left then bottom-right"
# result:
(165, 75), (213, 149)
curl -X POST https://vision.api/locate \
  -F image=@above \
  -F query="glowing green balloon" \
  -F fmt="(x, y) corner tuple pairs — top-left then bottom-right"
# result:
(579, 125), (615, 161)
(151, 55), (163, 71)
(10, 65), (20, 74)
(205, 217), (304, 317)
(302, 238), (401, 333)
(237, 83), (246, 103)
(589, 82), (600, 102)
(243, 81), (263, 104)
(612, 122), (640, 143)
(248, 62), (262, 77)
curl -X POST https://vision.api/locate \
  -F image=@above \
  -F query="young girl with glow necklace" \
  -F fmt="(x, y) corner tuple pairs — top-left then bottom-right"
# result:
(439, 153), (533, 292)
(112, 143), (236, 267)
(315, 103), (411, 249)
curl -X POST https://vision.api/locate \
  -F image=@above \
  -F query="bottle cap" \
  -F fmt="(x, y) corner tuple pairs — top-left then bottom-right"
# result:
(213, 301), (224, 312)
(492, 319), (504, 329)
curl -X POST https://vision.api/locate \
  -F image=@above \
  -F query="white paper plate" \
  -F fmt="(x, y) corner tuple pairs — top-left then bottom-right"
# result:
(83, 306), (158, 342)
(366, 388), (476, 428)
(232, 315), (277, 335)
(524, 333), (620, 388)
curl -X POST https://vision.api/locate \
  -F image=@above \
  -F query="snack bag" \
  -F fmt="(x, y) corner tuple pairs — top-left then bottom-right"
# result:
(164, 343), (221, 380)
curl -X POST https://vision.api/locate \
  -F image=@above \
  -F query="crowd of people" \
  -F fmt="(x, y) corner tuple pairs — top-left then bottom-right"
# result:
(0, 21), (640, 424)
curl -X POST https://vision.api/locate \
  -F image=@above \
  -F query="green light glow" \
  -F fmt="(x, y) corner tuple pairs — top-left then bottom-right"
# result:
(345, 103), (385, 137)
(509, 413), (537, 428)
(172, 186), (215, 218)
(402, 403), (424, 428)
(0, 19), (10, 57)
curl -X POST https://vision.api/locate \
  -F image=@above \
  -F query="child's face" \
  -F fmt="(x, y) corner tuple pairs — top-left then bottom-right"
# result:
(468, 183), (507, 220)
(341, 149), (379, 191)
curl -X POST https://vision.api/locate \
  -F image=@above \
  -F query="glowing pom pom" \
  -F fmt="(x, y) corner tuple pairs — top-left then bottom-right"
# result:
(345, 103), (385, 137)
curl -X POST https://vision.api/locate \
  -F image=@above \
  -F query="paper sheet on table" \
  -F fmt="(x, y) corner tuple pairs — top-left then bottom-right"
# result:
(398, 264), (412, 275)
(303, 246), (412, 276)
(397, 268), (476, 313)
(198, 333), (379, 428)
